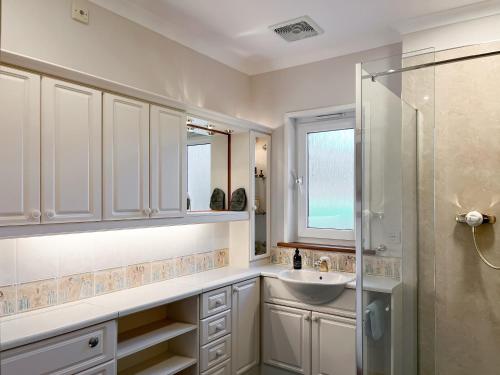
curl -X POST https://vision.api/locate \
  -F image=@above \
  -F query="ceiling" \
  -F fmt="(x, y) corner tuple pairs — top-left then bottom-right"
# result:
(90, 0), (500, 75)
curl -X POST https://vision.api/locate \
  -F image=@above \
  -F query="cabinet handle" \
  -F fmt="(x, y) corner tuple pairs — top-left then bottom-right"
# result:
(215, 323), (224, 331)
(215, 349), (224, 357)
(45, 210), (55, 219)
(312, 316), (319, 322)
(214, 299), (223, 306)
(143, 208), (152, 216)
(30, 209), (41, 219)
(88, 336), (99, 348)
(305, 315), (311, 322)
(152, 208), (159, 215)
(233, 287), (239, 294)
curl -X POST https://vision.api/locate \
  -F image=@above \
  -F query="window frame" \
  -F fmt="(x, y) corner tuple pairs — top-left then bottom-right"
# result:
(296, 117), (356, 241)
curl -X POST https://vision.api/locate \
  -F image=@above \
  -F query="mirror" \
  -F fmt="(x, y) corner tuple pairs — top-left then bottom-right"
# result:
(253, 134), (270, 257)
(187, 117), (230, 212)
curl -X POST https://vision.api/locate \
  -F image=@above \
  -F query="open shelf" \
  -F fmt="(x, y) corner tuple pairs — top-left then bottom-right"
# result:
(118, 353), (197, 375)
(117, 320), (197, 359)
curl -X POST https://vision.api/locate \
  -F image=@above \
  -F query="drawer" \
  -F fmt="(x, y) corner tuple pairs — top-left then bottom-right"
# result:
(201, 309), (232, 345)
(201, 286), (232, 318)
(201, 358), (231, 375)
(1, 321), (116, 375)
(76, 360), (116, 375)
(200, 334), (231, 372)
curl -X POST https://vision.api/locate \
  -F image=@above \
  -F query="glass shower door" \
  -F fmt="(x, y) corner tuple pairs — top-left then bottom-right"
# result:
(356, 50), (435, 375)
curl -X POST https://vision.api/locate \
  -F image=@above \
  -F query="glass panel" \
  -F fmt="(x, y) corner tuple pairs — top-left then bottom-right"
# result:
(187, 143), (211, 211)
(307, 129), (354, 230)
(254, 136), (268, 256)
(359, 49), (435, 375)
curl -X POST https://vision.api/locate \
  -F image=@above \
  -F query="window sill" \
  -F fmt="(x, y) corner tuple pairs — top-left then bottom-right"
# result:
(277, 241), (375, 255)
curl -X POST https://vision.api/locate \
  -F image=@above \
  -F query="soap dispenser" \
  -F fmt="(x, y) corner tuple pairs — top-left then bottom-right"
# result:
(293, 249), (302, 270)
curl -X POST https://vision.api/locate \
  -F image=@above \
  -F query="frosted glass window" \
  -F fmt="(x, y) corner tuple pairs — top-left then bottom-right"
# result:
(187, 143), (211, 211)
(307, 129), (354, 230)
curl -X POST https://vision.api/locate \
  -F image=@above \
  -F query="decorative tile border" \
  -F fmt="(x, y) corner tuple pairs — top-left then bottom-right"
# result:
(271, 247), (401, 280)
(0, 248), (229, 317)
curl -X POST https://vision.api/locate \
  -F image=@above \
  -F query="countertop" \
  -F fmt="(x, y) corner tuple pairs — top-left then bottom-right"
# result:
(0, 264), (400, 351)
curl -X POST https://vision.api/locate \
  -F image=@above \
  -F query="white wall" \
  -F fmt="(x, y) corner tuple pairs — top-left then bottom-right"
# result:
(1, 0), (252, 120)
(403, 14), (500, 53)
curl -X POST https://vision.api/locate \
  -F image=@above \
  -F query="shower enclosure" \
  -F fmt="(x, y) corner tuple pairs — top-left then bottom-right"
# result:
(356, 41), (500, 375)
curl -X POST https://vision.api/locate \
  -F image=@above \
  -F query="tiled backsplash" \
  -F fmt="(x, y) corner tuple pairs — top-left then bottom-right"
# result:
(271, 247), (401, 279)
(0, 223), (230, 316)
(0, 248), (229, 316)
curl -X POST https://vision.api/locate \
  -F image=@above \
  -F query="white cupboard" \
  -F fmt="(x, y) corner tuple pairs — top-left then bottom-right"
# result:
(150, 105), (186, 218)
(232, 278), (260, 375)
(263, 303), (311, 375)
(311, 312), (356, 375)
(41, 78), (102, 223)
(0, 66), (40, 226)
(103, 93), (150, 220)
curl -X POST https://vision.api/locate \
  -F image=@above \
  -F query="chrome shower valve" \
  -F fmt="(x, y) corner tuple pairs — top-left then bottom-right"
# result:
(456, 211), (496, 227)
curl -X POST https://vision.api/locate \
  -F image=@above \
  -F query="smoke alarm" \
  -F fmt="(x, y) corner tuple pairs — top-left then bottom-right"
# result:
(270, 16), (324, 42)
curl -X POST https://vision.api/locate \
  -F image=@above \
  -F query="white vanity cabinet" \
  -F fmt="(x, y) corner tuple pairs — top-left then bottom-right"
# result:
(232, 278), (260, 375)
(103, 93), (150, 220)
(262, 277), (356, 375)
(0, 66), (40, 226)
(150, 105), (186, 218)
(262, 303), (311, 375)
(41, 77), (102, 223)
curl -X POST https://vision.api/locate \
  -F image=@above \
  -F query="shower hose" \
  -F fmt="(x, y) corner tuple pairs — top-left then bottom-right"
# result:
(471, 227), (500, 270)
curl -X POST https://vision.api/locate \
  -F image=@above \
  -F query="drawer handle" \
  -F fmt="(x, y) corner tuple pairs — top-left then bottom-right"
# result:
(215, 349), (224, 357)
(215, 323), (224, 331)
(214, 299), (223, 306)
(88, 336), (99, 348)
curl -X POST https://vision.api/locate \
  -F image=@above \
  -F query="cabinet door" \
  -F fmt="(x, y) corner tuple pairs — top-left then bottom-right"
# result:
(0, 66), (40, 225)
(150, 105), (186, 218)
(103, 93), (149, 220)
(311, 312), (356, 375)
(232, 278), (260, 375)
(41, 78), (102, 223)
(263, 303), (311, 375)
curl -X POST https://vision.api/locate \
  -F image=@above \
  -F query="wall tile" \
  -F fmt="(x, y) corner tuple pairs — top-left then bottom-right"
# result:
(126, 263), (151, 288)
(151, 259), (176, 282)
(196, 252), (214, 273)
(214, 249), (229, 268)
(58, 273), (94, 304)
(176, 255), (196, 276)
(58, 233), (94, 277)
(17, 237), (59, 283)
(0, 285), (17, 316)
(0, 239), (16, 286)
(94, 267), (125, 295)
(17, 279), (57, 312)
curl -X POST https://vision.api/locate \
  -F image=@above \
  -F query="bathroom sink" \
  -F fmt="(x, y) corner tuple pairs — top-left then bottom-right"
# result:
(278, 269), (355, 305)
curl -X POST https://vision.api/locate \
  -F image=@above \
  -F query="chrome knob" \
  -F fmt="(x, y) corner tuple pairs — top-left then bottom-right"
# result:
(305, 315), (311, 322)
(45, 210), (55, 219)
(152, 208), (159, 215)
(215, 324), (224, 331)
(31, 209), (41, 220)
(215, 349), (223, 357)
(143, 207), (152, 216)
(214, 299), (222, 306)
(312, 316), (319, 322)
(88, 336), (99, 348)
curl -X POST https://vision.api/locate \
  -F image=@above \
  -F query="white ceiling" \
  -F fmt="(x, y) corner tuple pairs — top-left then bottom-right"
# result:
(91, 0), (500, 75)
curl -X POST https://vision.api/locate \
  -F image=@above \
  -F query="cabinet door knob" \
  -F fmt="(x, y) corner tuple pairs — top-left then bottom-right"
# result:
(312, 316), (319, 322)
(143, 208), (152, 216)
(214, 299), (222, 306)
(45, 210), (55, 219)
(152, 208), (159, 215)
(305, 315), (311, 322)
(88, 336), (99, 348)
(215, 324), (224, 331)
(215, 349), (224, 357)
(31, 209), (41, 219)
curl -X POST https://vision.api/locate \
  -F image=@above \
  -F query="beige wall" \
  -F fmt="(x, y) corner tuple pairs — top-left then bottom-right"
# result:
(249, 43), (402, 128)
(1, 0), (252, 119)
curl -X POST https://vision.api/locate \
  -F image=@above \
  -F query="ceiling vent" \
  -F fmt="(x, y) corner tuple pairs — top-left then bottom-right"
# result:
(270, 16), (324, 42)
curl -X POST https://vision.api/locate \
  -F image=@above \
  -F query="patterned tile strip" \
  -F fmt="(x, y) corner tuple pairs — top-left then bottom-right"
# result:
(0, 248), (229, 317)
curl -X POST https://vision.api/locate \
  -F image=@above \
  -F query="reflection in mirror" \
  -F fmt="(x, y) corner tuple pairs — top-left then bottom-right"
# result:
(186, 117), (230, 212)
(254, 136), (268, 256)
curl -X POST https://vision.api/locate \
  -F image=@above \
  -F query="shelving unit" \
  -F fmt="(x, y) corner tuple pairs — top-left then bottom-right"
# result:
(119, 353), (197, 375)
(117, 320), (197, 359)
(117, 297), (199, 375)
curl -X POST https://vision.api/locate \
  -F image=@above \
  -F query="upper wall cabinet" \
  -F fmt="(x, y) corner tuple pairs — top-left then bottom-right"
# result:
(103, 93), (150, 220)
(150, 105), (186, 218)
(0, 66), (40, 226)
(41, 78), (102, 223)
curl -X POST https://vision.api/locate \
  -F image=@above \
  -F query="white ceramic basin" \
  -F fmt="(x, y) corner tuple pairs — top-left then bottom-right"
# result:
(278, 269), (355, 305)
